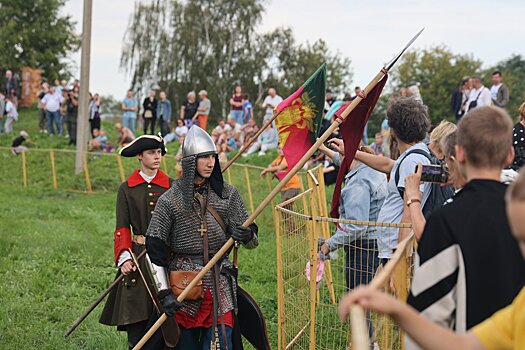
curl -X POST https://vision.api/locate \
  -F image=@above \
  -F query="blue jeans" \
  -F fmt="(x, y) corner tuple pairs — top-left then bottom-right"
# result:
(174, 326), (232, 350)
(122, 116), (136, 135)
(230, 110), (243, 125)
(47, 110), (62, 134)
(345, 239), (379, 339)
(158, 118), (170, 136)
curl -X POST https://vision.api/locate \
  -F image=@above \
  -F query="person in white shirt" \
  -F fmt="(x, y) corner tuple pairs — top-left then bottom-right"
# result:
(227, 116), (242, 136)
(41, 85), (65, 135)
(211, 118), (232, 144)
(465, 76), (491, 113)
(262, 88), (283, 122)
(244, 124), (278, 156)
(490, 70), (510, 109)
(164, 119), (189, 144)
(4, 96), (18, 133)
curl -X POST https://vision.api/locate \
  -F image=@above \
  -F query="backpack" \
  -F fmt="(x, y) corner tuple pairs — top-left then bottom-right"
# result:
(394, 148), (455, 220)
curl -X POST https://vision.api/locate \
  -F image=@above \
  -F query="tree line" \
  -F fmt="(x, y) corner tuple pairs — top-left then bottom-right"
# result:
(369, 46), (525, 136)
(120, 0), (353, 121)
(3, 0), (523, 135)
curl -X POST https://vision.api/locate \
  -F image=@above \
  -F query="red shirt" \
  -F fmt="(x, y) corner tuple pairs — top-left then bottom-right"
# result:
(231, 94), (242, 111)
(175, 289), (234, 328)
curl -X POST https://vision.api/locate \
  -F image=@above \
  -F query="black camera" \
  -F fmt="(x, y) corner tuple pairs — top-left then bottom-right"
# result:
(416, 164), (449, 183)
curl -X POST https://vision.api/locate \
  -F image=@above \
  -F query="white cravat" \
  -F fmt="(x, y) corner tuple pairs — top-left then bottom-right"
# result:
(139, 170), (157, 183)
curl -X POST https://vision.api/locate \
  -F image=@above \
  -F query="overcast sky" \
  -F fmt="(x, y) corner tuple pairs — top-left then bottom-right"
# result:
(63, 0), (525, 100)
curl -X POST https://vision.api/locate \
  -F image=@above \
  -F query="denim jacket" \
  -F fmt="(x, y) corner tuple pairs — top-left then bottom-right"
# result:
(158, 99), (172, 121)
(324, 153), (388, 252)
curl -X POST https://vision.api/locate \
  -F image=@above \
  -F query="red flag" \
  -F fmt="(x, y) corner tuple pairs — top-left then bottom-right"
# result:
(330, 75), (388, 218)
(275, 64), (326, 180)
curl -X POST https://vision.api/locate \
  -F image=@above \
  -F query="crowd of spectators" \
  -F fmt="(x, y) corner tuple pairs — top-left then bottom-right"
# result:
(317, 88), (525, 349)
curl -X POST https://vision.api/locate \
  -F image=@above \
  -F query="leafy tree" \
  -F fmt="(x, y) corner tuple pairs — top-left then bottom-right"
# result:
(392, 45), (482, 124)
(0, 0), (80, 81)
(484, 54), (525, 120)
(121, 0), (352, 124)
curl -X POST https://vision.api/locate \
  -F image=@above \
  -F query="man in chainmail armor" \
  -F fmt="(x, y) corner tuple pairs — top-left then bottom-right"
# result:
(145, 126), (258, 349)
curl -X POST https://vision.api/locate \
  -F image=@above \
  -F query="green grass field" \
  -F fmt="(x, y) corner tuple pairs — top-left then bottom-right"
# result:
(0, 109), (291, 349)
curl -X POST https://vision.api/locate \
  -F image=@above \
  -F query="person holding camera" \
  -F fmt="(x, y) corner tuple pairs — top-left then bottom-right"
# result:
(66, 86), (79, 145)
(339, 168), (525, 350)
(403, 107), (525, 349)
(402, 120), (457, 240)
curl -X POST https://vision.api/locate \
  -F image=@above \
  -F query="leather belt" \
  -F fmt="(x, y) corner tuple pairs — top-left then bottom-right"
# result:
(132, 235), (146, 245)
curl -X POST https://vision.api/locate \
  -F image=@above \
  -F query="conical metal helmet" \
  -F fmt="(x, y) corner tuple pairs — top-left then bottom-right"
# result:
(182, 126), (217, 158)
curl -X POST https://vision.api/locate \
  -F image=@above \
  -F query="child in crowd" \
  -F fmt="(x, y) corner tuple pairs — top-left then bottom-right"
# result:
(339, 167), (525, 350)
(11, 130), (32, 155)
(164, 119), (188, 144)
(89, 128), (111, 152)
(402, 107), (525, 349)
(242, 94), (253, 124)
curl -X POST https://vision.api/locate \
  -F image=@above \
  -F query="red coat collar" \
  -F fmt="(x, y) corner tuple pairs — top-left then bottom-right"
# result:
(127, 169), (170, 188)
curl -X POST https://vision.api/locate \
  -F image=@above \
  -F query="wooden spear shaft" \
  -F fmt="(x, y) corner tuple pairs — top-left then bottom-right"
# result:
(64, 249), (147, 337)
(222, 111), (281, 170)
(133, 68), (389, 350)
(348, 233), (415, 350)
(64, 112), (264, 338)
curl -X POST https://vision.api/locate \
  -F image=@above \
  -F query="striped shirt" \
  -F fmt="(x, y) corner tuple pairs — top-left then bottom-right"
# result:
(406, 180), (525, 349)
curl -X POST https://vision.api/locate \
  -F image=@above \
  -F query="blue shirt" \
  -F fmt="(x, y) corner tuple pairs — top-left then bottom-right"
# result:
(381, 118), (389, 131)
(123, 98), (138, 119)
(242, 101), (253, 120)
(376, 142), (432, 259)
(324, 154), (388, 252)
(227, 136), (238, 151)
(95, 135), (108, 147)
(325, 101), (343, 121)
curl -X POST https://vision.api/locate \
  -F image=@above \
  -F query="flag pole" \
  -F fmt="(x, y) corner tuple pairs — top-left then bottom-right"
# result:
(132, 29), (423, 350)
(222, 111), (281, 171)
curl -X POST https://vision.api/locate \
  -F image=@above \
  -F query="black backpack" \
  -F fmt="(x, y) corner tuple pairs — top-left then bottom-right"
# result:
(394, 148), (455, 220)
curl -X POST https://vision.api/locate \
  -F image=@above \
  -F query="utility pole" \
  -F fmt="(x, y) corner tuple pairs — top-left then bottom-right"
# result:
(75, 0), (93, 174)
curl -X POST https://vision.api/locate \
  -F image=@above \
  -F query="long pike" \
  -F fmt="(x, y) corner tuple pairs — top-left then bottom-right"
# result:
(132, 28), (425, 350)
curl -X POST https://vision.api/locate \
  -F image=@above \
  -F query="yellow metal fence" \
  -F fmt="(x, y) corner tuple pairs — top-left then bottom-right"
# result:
(275, 166), (415, 350)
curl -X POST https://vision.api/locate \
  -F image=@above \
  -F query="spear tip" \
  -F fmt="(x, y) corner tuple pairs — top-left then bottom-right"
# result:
(385, 27), (425, 72)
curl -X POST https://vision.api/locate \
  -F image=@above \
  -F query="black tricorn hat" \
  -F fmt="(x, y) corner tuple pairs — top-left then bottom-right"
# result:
(119, 134), (167, 157)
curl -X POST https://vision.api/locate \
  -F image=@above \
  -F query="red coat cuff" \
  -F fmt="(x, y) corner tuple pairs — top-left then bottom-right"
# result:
(114, 227), (132, 265)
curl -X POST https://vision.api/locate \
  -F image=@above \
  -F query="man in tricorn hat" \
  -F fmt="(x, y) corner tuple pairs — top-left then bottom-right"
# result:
(145, 126), (259, 349)
(100, 134), (173, 349)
